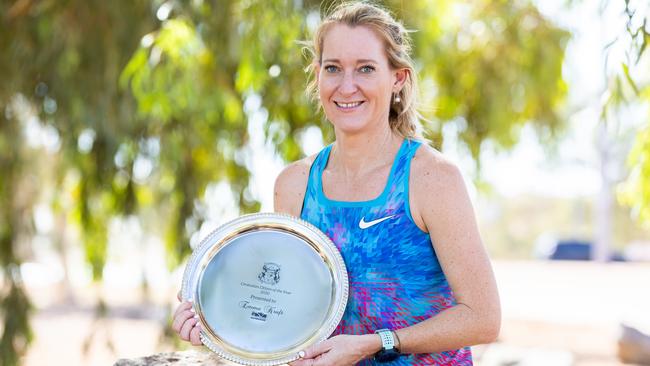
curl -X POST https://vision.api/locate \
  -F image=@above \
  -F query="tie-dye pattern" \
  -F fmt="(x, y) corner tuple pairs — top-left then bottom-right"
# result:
(300, 139), (473, 365)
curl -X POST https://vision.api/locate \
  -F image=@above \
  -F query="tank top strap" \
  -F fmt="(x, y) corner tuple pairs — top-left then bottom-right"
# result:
(385, 139), (421, 202)
(301, 144), (333, 213)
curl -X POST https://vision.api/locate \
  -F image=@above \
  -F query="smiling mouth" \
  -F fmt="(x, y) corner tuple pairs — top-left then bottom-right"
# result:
(334, 101), (365, 109)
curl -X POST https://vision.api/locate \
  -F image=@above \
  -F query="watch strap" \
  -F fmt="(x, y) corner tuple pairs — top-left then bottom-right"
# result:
(375, 328), (396, 350)
(374, 328), (401, 362)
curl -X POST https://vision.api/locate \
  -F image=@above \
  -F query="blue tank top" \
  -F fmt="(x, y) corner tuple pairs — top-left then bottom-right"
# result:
(300, 138), (473, 365)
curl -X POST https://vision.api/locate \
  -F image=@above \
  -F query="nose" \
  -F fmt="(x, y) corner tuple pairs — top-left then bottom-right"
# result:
(337, 71), (358, 95)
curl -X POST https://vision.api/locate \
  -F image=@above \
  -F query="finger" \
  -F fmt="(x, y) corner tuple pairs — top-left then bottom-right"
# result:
(312, 353), (330, 366)
(177, 290), (182, 302)
(301, 340), (331, 359)
(289, 351), (313, 366)
(289, 359), (314, 366)
(180, 316), (199, 341)
(172, 309), (196, 333)
(172, 307), (194, 331)
(190, 324), (203, 346)
(173, 301), (193, 319)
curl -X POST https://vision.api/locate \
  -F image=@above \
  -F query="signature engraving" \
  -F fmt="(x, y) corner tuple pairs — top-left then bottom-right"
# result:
(264, 306), (284, 316)
(238, 301), (262, 311)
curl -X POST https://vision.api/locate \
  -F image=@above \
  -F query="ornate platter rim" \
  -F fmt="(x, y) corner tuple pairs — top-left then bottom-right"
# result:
(181, 212), (349, 366)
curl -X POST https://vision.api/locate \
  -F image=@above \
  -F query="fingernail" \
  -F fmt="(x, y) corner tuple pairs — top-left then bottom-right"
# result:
(193, 314), (199, 319)
(188, 298), (194, 303)
(190, 307), (195, 313)
(299, 351), (305, 358)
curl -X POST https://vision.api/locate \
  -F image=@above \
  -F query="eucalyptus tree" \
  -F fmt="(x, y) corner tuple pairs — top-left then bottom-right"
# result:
(618, 1), (650, 226)
(1, 1), (158, 364)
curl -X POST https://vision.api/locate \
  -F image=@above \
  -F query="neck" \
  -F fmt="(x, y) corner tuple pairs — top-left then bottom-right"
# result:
(331, 126), (403, 178)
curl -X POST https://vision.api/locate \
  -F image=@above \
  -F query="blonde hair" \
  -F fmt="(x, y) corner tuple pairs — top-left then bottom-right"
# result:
(304, 1), (424, 139)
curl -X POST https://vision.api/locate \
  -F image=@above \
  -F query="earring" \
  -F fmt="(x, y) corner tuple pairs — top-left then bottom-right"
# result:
(393, 92), (401, 104)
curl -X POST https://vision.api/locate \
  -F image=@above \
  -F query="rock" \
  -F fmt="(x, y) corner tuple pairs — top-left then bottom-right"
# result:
(113, 351), (234, 366)
(618, 324), (650, 365)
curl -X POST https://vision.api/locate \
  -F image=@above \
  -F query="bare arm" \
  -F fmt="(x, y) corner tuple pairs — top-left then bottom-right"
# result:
(393, 148), (501, 353)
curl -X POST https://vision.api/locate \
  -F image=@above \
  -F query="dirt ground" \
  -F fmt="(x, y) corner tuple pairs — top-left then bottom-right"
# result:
(21, 260), (650, 366)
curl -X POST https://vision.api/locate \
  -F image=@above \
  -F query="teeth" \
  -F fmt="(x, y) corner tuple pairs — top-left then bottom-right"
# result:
(337, 101), (362, 108)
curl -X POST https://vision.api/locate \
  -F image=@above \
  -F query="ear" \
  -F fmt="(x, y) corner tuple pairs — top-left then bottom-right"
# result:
(392, 68), (409, 93)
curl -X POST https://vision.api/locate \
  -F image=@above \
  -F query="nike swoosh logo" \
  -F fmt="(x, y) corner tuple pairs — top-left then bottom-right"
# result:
(359, 215), (396, 229)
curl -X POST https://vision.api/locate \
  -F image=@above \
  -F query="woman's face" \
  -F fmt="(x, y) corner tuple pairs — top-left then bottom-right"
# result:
(317, 24), (404, 135)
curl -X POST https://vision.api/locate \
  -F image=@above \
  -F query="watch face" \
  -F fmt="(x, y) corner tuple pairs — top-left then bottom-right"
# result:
(375, 349), (401, 363)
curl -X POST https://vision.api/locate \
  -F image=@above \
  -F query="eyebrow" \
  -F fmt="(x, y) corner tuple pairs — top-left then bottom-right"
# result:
(322, 58), (378, 64)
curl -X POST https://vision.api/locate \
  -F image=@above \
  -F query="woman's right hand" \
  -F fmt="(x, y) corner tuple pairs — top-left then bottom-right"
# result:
(172, 293), (202, 346)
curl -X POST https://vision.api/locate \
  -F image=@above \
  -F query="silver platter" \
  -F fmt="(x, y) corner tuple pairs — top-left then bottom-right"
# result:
(181, 213), (349, 366)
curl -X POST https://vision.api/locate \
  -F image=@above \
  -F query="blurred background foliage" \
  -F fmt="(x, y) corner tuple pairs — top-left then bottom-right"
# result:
(0, 0), (648, 365)
(617, 0), (650, 225)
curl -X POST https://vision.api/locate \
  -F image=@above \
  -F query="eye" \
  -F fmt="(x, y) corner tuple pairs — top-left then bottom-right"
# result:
(324, 65), (339, 73)
(359, 65), (375, 73)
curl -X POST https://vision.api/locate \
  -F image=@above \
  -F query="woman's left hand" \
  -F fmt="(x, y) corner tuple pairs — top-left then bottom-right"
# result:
(289, 334), (380, 366)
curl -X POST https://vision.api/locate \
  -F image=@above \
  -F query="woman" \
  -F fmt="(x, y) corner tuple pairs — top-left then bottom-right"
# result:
(173, 2), (500, 365)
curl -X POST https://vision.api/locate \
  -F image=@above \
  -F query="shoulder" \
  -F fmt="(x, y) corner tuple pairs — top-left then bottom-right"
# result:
(410, 142), (465, 192)
(275, 154), (316, 189)
(273, 153), (318, 217)
(409, 143), (469, 231)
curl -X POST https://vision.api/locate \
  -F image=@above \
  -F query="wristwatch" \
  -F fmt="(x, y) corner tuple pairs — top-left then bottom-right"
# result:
(374, 328), (401, 363)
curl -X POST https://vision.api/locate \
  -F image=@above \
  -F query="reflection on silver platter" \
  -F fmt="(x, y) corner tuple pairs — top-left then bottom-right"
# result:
(181, 213), (349, 366)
